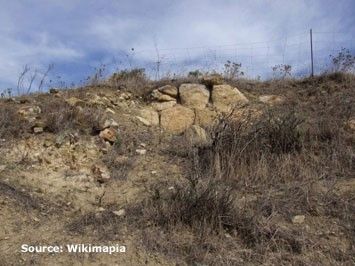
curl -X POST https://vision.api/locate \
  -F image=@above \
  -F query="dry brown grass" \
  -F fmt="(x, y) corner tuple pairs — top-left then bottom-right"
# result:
(102, 141), (135, 180)
(108, 68), (153, 98)
(123, 74), (354, 264)
(0, 104), (29, 140)
(2, 72), (354, 265)
(39, 98), (103, 134)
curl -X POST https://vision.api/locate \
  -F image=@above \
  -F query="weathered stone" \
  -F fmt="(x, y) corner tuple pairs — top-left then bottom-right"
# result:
(212, 85), (248, 112)
(43, 139), (53, 148)
(91, 164), (111, 183)
(259, 95), (286, 105)
(136, 149), (147, 155)
(105, 108), (116, 114)
(194, 108), (218, 127)
(103, 118), (119, 129)
(151, 89), (176, 102)
(33, 127), (44, 134)
(99, 127), (117, 143)
(179, 84), (209, 109)
(136, 116), (151, 126)
(113, 209), (126, 217)
(151, 101), (177, 111)
(55, 135), (66, 148)
(118, 92), (131, 101)
(160, 105), (195, 134)
(18, 106), (41, 117)
(346, 118), (355, 132)
(201, 74), (224, 87)
(158, 85), (178, 97)
(137, 108), (159, 126)
(184, 125), (210, 147)
(292, 215), (305, 224)
(88, 95), (112, 107)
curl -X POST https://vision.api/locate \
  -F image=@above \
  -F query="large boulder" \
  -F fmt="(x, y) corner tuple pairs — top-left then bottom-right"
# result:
(151, 101), (176, 111)
(179, 84), (210, 109)
(194, 108), (218, 127)
(136, 108), (159, 126)
(160, 106), (195, 134)
(158, 85), (178, 97)
(212, 85), (248, 113)
(151, 89), (176, 102)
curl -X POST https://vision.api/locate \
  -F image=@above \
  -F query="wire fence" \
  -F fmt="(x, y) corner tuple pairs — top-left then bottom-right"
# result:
(107, 30), (355, 80)
(2, 30), (355, 97)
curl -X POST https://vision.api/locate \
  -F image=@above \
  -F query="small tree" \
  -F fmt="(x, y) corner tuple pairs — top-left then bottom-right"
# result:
(16, 65), (30, 95)
(329, 48), (355, 73)
(272, 64), (292, 79)
(223, 60), (244, 80)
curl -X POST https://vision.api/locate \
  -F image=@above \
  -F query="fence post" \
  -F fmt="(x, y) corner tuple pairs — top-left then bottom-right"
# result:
(310, 29), (314, 77)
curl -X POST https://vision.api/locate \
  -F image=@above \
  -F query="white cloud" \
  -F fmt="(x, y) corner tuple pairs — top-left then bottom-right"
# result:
(0, 0), (354, 88)
(0, 32), (83, 87)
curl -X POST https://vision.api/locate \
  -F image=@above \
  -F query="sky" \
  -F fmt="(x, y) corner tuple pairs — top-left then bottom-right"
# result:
(0, 0), (354, 93)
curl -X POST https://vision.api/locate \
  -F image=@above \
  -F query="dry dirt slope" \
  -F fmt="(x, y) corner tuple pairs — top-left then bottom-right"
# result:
(0, 73), (354, 265)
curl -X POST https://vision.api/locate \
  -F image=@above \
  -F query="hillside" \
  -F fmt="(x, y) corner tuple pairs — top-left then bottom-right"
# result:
(0, 72), (354, 265)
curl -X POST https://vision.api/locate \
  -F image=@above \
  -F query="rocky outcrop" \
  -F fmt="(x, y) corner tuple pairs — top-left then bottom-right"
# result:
(138, 82), (251, 134)
(160, 105), (195, 134)
(151, 89), (176, 102)
(136, 108), (159, 126)
(194, 108), (218, 128)
(151, 101), (177, 111)
(211, 85), (249, 112)
(158, 85), (178, 97)
(179, 84), (210, 109)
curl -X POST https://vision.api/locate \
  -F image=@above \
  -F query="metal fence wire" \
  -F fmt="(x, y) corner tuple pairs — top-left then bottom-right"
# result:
(109, 30), (355, 80)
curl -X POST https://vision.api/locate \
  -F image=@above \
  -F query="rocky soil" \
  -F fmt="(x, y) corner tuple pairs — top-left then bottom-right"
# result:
(0, 73), (354, 265)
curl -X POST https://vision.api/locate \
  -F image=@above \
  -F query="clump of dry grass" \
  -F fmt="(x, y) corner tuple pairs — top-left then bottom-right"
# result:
(66, 209), (124, 240)
(102, 141), (134, 180)
(123, 99), (354, 264)
(40, 98), (103, 134)
(108, 68), (153, 98)
(0, 104), (29, 140)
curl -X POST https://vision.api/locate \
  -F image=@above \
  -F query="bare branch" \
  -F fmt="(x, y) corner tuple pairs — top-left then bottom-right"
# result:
(38, 64), (54, 92)
(16, 65), (30, 95)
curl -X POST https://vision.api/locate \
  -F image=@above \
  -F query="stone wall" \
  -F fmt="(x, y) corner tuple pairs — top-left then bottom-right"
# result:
(136, 82), (249, 134)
